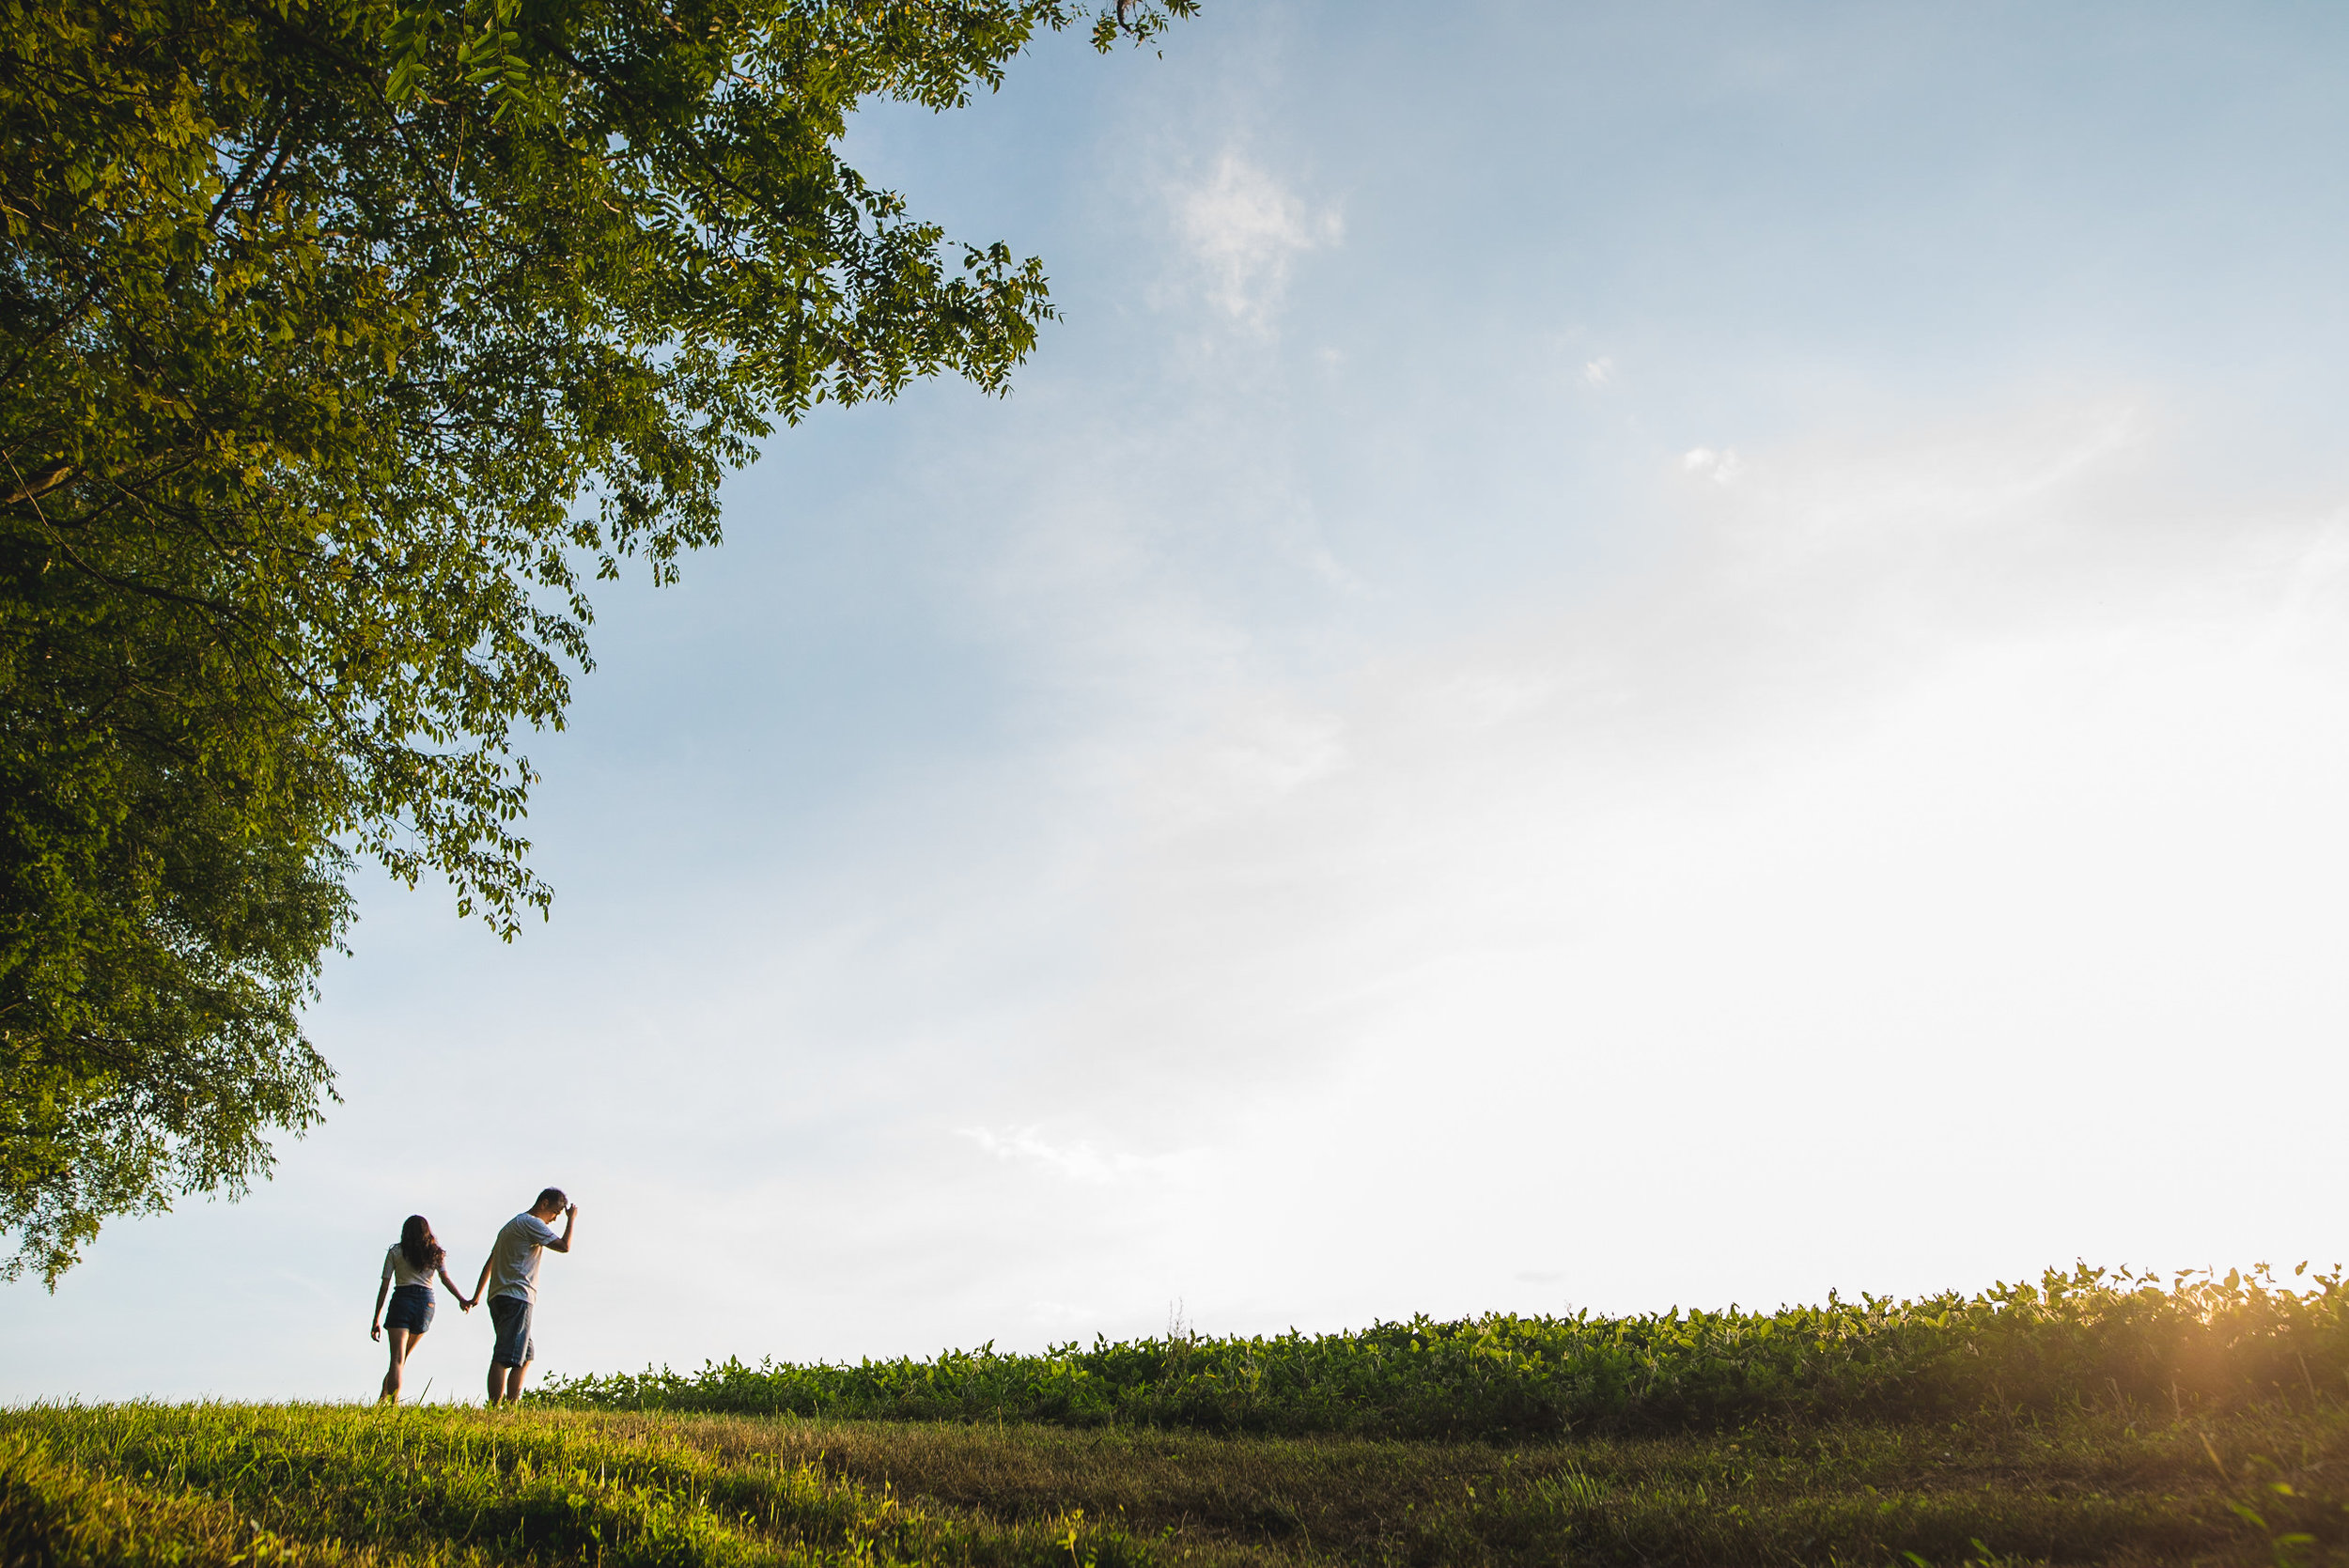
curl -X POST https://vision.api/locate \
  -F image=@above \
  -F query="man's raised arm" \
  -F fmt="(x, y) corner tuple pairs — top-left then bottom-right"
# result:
(545, 1203), (578, 1254)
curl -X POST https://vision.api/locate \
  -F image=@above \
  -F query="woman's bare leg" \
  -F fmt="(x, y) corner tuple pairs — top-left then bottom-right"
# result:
(381, 1326), (421, 1403)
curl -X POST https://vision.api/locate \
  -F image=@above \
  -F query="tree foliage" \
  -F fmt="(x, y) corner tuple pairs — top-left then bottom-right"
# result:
(0, 0), (1193, 1283)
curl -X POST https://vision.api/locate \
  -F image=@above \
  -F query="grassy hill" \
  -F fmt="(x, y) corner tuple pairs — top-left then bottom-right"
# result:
(8, 1265), (2349, 1566)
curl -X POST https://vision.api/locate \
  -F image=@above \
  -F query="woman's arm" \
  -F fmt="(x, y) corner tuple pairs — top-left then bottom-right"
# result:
(371, 1276), (390, 1341)
(441, 1265), (472, 1308)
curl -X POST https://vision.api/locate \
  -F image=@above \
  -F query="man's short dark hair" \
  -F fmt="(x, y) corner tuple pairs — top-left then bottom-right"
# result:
(535, 1187), (568, 1213)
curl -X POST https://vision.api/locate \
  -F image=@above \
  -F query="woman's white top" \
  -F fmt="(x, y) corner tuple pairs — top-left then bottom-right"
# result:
(381, 1245), (443, 1290)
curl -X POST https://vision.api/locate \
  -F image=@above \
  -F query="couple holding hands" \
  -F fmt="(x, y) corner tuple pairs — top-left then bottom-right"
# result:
(369, 1187), (581, 1406)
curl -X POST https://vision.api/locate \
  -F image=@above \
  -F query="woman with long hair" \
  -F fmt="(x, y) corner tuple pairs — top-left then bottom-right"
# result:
(370, 1215), (471, 1404)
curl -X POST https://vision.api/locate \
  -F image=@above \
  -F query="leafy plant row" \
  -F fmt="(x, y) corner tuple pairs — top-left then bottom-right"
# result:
(536, 1265), (2349, 1439)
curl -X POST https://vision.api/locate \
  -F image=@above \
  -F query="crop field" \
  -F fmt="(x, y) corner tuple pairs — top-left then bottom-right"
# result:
(535, 1265), (2349, 1440)
(8, 1267), (2349, 1567)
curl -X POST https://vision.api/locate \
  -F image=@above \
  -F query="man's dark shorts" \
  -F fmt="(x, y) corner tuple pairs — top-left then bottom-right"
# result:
(488, 1294), (535, 1367)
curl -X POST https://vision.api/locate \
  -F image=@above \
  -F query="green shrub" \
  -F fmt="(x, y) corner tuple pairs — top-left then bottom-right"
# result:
(536, 1264), (2349, 1439)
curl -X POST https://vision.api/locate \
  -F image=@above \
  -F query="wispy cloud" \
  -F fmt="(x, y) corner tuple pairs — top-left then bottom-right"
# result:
(1176, 152), (1342, 327)
(1681, 445), (1743, 484)
(959, 1126), (1204, 1186)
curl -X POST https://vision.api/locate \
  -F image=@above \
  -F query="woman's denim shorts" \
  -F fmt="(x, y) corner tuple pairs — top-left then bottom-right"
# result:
(384, 1283), (435, 1333)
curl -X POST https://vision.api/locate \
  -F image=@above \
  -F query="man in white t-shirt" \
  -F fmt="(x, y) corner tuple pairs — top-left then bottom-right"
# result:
(470, 1187), (578, 1405)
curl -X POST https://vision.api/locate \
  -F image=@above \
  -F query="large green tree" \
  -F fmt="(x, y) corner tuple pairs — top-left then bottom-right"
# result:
(0, 0), (1193, 1284)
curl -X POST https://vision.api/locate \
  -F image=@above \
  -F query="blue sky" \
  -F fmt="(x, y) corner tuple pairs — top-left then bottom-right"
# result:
(11, 0), (2349, 1402)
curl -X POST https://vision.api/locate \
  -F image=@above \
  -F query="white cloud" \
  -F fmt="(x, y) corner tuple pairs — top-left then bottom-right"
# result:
(1682, 445), (1744, 483)
(959, 1126), (1203, 1186)
(1176, 152), (1342, 327)
(1135, 694), (1346, 832)
(1583, 356), (1615, 386)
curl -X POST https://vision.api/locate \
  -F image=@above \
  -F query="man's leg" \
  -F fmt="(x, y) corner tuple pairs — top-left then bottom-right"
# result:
(488, 1359), (528, 1404)
(487, 1296), (520, 1405)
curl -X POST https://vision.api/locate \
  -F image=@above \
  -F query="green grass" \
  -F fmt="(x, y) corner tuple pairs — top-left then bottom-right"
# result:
(8, 1399), (2349, 1565)
(0, 1402), (1159, 1566)
(14, 1266), (2349, 1566)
